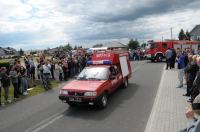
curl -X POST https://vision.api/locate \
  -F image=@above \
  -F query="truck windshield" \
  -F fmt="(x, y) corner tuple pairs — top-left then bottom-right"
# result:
(77, 67), (110, 80)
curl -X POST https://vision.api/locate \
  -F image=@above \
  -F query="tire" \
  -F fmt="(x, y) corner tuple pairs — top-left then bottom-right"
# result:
(67, 102), (77, 107)
(156, 54), (163, 62)
(96, 93), (108, 109)
(123, 78), (128, 88)
(151, 59), (155, 62)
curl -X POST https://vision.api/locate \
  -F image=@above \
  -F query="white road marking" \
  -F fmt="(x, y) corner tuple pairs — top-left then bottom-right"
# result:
(32, 115), (63, 132)
(24, 109), (66, 132)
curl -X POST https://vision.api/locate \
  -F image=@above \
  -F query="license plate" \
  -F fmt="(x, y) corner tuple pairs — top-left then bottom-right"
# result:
(69, 97), (82, 102)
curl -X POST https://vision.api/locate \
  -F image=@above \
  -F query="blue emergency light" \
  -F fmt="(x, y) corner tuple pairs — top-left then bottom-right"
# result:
(87, 60), (112, 65)
(102, 60), (112, 65)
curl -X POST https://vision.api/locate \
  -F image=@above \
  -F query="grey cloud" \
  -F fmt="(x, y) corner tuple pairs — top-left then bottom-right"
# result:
(58, 0), (200, 23)
(89, 0), (200, 23)
(67, 20), (152, 42)
(60, 0), (200, 44)
(2, 0), (200, 50)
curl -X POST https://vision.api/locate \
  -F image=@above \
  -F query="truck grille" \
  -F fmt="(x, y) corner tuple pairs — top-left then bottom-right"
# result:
(68, 91), (84, 96)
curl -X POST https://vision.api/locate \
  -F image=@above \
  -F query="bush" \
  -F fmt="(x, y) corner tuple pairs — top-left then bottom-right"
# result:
(0, 60), (11, 69)
(12, 56), (19, 59)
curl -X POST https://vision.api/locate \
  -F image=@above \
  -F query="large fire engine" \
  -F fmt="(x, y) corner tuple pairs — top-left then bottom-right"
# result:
(59, 51), (132, 109)
(145, 40), (199, 62)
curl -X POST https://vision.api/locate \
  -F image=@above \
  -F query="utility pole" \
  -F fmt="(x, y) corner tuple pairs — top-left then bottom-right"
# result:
(171, 27), (173, 46)
(170, 27), (173, 41)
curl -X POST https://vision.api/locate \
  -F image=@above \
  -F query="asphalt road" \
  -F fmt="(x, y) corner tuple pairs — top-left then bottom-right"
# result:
(0, 61), (164, 132)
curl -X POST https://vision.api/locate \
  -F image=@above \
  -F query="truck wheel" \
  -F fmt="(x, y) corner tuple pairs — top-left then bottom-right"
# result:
(156, 54), (163, 62)
(151, 59), (155, 62)
(123, 78), (128, 88)
(97, 93), (108, 109)
(67, 102), (77, 107)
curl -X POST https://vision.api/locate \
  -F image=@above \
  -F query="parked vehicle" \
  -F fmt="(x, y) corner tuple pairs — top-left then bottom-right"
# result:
(59, 51), (132, 108)
(145, 40), (199, 62)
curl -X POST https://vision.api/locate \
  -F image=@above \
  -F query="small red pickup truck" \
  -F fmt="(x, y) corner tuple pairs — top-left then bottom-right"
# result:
(59, 52), (132, 108)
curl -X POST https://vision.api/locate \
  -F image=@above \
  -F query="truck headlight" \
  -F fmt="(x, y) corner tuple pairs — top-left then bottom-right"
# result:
(60, 90), (68, 95)
(84, 92), (97, 96)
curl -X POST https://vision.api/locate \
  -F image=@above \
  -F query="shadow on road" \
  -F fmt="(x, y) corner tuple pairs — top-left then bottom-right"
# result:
(145, 61), (166, 64)
(62, 83), (139, 121)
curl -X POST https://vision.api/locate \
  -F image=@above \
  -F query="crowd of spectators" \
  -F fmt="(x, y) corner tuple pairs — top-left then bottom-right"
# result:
(0, 50), (91, 106)
(0, 59), (28, 104)
(129, 49), (145, 61)
(165, 48), (200, 131)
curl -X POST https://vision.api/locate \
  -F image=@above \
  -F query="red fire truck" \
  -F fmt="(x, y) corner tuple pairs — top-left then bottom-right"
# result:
(59, 51), (132, 109)
(145, 40), (199, 62)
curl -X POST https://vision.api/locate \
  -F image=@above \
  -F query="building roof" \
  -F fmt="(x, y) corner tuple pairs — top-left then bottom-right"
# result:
(0, 49), (5, 56)
(4, 49), (13, 52)
(102, 41), (127, 48)
(0, 47), (18, 57)
(190, 24), (200, 35)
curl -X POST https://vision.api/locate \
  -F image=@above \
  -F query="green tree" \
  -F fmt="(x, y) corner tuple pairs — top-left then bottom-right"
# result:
(128, 39), (139, 50)
(74, 45), (77, 50)
(185, 30), (191, 40)
(19, 48), (24, 56)
(63, 43), (72, 51)
(44, 50), (47, 55)
(197, 37), (200, 45)
(178, 29), (186, 40)
(30, 51), (37, 55)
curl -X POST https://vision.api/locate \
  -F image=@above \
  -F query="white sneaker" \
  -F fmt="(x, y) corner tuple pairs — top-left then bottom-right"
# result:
(7, 100), (12, 103)
(23, 92), (28, 96)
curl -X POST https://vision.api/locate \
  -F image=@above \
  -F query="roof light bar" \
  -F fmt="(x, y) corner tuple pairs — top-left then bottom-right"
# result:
(87, 60), (112, 65)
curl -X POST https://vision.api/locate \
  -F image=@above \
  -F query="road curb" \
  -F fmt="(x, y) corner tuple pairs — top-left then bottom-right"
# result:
(144, 66), (165, 132)
(144, 68), (187, 132)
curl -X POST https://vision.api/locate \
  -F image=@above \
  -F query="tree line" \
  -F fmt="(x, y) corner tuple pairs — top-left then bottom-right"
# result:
(18, 43), (81, 56)
(178, 29), (191, 40)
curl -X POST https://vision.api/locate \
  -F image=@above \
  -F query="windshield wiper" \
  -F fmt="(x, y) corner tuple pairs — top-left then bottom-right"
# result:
(77, 77), (88, 80)
(87, 78), (101, 81)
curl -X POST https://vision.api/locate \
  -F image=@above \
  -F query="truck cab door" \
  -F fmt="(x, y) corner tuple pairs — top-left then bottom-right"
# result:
(110, 66), (123, 91)
(109, 66), (118, 92)
(114, 66), (123, 87)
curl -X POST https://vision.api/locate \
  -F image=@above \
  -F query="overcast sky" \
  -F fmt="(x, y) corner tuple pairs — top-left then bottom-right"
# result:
(0, 0), (200, 50)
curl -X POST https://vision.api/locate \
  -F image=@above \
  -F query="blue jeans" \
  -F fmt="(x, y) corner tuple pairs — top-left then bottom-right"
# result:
(20, 77), (28, 93)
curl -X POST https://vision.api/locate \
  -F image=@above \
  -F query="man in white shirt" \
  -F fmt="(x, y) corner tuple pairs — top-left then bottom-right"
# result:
(42, 60), (51, 90)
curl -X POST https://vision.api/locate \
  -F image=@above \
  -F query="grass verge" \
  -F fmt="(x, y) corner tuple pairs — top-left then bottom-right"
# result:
(1, 80), (60, 106)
